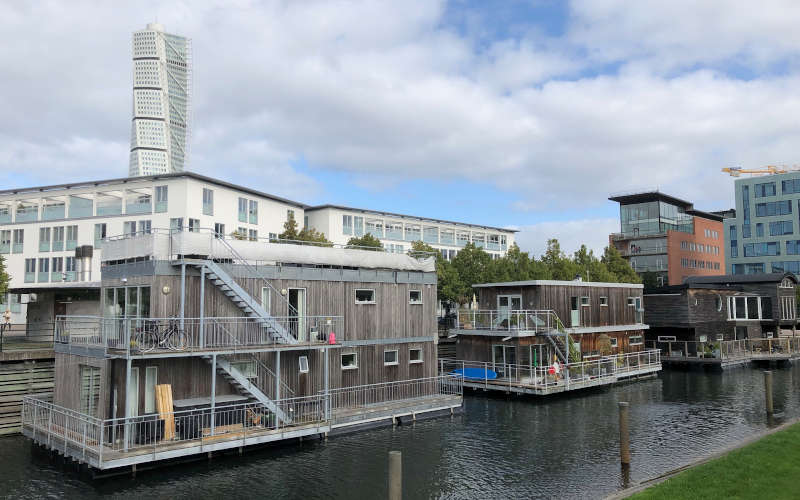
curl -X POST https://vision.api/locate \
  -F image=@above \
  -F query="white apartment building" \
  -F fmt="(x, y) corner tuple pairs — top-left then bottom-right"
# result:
(0, 173), (304, 327)
(305, 205), (516, 260)
(129, 23), (191, 176)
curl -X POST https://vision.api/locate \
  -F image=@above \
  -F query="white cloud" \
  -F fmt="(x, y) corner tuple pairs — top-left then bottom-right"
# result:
(514, 218), (619, 258)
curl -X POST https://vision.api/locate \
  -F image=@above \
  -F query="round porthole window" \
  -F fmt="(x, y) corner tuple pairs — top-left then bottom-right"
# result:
(715, 295), (723, 312)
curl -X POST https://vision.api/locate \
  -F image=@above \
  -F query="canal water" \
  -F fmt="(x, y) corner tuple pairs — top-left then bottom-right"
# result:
(3, 365), (800, 499)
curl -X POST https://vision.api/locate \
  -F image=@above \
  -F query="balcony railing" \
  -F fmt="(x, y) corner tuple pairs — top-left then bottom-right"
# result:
(54, 315), (345, 356)
(454, 309), (562, 334)
(647, 338), (800, 360)
(618, 246), (668, 257)
(22, 374), (462, 468)
(440, 350), (661, 392)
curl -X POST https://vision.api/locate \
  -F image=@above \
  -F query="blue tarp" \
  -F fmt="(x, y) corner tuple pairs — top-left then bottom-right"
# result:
(451, 367), (498, 380)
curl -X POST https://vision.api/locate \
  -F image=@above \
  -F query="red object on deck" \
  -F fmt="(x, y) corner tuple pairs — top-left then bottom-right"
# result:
(328, 332), (336, 344)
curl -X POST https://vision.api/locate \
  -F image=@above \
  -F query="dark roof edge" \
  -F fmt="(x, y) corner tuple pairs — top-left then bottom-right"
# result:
(0, 171), (307, 209)
(305, 204), (518, 233)
(685, 209), (724, 222)
(608, 191), (693, 208)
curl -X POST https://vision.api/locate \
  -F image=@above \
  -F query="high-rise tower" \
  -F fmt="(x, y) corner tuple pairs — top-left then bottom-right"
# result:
(129, 23), (191, 177)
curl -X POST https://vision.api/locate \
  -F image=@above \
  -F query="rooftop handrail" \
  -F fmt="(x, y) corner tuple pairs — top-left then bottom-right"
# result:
(647, 337), (800, 360)
(454, 309), (560, 332)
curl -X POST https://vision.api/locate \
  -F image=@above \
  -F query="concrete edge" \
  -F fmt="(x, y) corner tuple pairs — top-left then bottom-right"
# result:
(605, 415), (800, 500)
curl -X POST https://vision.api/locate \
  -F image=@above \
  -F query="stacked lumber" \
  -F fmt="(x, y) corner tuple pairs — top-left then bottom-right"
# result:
(155, 384), (175, 440)
(0, 360), (54, 435)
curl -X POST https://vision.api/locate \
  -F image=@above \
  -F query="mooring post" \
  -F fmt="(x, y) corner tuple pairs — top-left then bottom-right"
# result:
(618, 402), (631, 466)
(388, 450), (402, 500)
(764, 370), (774, 415)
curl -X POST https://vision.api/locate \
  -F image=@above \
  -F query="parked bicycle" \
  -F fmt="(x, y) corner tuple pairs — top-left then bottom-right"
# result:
(135, 319), (188, 352)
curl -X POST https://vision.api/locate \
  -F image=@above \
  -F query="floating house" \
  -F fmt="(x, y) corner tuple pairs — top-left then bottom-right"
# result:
(644, 272), (800, 367)
(444, 279), (661, 395)
(21, 229), (462, 472)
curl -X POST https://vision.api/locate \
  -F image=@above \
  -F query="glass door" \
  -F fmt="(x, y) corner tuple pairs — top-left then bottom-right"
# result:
(289, 288), (306, 341)
(497, 295), (522, 329)
(570, 296), (580, 327)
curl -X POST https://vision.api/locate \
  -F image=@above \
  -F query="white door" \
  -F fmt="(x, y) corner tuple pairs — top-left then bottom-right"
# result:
(289, 288), (306, 341)
(127, 367), (139, 417)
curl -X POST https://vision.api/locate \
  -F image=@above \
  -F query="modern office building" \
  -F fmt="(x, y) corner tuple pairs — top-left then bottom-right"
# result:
(725, 172), (800, 275)
(305, 205), (516, 260)
(129, 23), (191, 177)
(609, 191), (726, 286)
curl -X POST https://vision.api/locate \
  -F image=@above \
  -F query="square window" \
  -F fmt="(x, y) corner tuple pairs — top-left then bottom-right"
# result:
(409, 290), (422, 304)
(630, 335), (643, 345)
(409, 348), (423, 364)
(609, 337), (618, 347)
(580, 296), (590, 306)
(355, 289), (375, 304)
(627, 297), (636, 307)
(299, 356), (309, 374)
(341, 353), (358, 370)
(384, 350), (398, 366)
(600, 296), (608, 307)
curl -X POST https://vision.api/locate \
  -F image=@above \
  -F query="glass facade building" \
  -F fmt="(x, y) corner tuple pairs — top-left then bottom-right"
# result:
(726, 172), (800, 275)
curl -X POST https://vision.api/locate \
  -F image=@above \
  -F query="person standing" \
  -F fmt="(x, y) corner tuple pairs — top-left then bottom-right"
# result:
(2, 308), (10, 333)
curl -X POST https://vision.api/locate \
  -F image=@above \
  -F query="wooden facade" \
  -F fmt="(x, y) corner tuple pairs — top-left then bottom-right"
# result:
(644, 273), (799, 343)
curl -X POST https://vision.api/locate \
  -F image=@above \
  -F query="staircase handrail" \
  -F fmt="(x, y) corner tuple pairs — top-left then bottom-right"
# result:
(210, 317), (295, 397)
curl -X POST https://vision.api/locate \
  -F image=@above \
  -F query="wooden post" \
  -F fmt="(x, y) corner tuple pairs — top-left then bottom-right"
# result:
(388, 450), (402, 500)
(618, 402), (631, 465)
(764, 370), (774, 415)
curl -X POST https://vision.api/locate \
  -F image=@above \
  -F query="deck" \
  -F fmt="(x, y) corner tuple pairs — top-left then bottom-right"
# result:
(651, 338), (800, 370)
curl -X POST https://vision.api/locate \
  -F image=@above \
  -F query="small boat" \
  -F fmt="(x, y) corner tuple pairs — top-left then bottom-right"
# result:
(451, 367), (498, 380)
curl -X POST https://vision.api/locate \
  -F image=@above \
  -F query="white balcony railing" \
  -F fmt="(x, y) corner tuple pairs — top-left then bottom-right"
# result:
(647, 338), (800, 360)
(454, 309), (563, 334)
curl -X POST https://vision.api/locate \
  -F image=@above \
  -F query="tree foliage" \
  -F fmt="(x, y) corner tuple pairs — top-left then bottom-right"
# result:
(279, 215), (332, 246)
(346, 233), (383, 249)
(0, 256), (8, 299)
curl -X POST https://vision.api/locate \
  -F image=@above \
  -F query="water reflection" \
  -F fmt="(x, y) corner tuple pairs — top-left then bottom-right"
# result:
(2, 365), (798, 499)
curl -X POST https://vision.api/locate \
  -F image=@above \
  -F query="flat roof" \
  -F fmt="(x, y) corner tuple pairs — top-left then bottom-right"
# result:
(608, 190), (693, 209)
(0, 171), (307, 209)
(473, 280), (643, 289)
(685, 209), (724, 222)
(684, 273), (797, 285)
(305, 204), (517, 233)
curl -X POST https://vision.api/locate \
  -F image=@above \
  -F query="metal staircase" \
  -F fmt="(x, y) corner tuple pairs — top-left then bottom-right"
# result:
(204, 355), (289, 424)
(189, 260), (298, 344)
(545, 335), (569, 363)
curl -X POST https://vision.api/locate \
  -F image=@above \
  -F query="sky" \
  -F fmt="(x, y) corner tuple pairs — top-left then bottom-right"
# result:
(3, 0), (800, 257)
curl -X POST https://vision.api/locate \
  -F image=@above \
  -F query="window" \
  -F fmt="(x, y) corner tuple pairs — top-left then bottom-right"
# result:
(384, 350), (399, 366)
(248, 200), (258, 224)
(354, 216), (364, 236)
(260, 287), (272, 314)
(0, 230), (9, 254)
(79, 365), (101, 416)
(629, 336), (643, 345)
(231, 361), (257, 381)
(124, 221), (137, 236)
(404, 224), (421, 242)
(299, 356), (309, 374)
(580, 296), (590, 306)
(342, 215), (353, 235)
(51, 257), (63, 281)
(409, 290), (422, 304)
(12, 229), (23, 253)
(355, 289), (375, 304)
(38, 257), (49, 282)
(202, 188), (214, 215)
(94, 223), (106, 249)
(38, 227), (51, 252)
(409, 348), (423, 364)
(303, 215), (308, 229)
(386, 221), (403, 240)
(170, 217), (183, 231)
(627, 297), (635, 306)
(138, 220), (152, 234)
(781, 296), (796, 320)
(754, 182), (776, 197)
(600, 296), (608, 306)
(248, 229), (258, 241)
(214, 223), (225, 238)
(268, 232), (278, 242)
(52, 226), (64, 251)
(145, 366), (158, 414)
(341, 353), (358, 369)
(715, 295), (723, 311)
(743, 242), (780, 257)
(755, 200), (792, 217)
(24, 259), (36, 282)
(657, 335), (677, 342)
(238, 197), (247, 222)
(65, 225), (78, 250)
(188, 218), (200, 232)
(756, 223), (764, 237)
(155, 185), (168, 212)
(287, 209), (295, 221)
(609, 338), (618, 348)
(727, 296), (773, 320)
(780, 278), (795, 288)
(742, 224), (751, 238)
(367, 218), (384, 238)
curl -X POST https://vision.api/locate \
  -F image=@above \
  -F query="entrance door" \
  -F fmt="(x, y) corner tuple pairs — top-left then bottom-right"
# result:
(289, 288), (306, 342)
(492, 345), (516, 376)
(570, 297), (580, 327)
(497, 295), (522, 329)
(634, 297), (643, 324)
(127, 367), (139, 417)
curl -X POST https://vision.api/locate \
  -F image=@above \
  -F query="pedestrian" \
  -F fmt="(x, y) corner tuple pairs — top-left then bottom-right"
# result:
(2, 308), (10, 333)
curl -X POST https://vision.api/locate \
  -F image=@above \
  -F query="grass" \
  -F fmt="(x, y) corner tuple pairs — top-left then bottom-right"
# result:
(630, 422), (800, 500)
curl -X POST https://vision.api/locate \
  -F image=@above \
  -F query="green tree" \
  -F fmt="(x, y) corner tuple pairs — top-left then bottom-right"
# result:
(573, 245), (616, 283)
(640, 271), (661, 289)
(0, 255), (8, 299)
(451, 243), (492, 302)
(601, 245), (641, 284)
(278, 214), (332, 246)
(346, 233), (384, 249)
(278, 213), (300, 241)
(541, 239), (581, 280)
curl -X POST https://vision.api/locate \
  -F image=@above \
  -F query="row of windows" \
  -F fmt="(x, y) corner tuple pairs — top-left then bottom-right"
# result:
(341, 348), (424, 370)
(354, 289), (423, 305)
(702, 229), (720, 239)
(680, 258), (721, 270)
(36, 225), (78, 252)
(754, 182), (777, 198)
(743, 242), (780, 257)
(680, 241), (720, 254)
(341, 214), (507, 249)
(755, 200), (792, 217)
(23, 256), (77, 283)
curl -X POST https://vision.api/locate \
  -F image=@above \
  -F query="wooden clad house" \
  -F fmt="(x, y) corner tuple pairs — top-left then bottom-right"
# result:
(22, 229), (462, 471)
(446, 279), (661, 395)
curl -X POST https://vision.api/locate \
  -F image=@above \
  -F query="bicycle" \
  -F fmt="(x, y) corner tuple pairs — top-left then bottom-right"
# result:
(135, 319), (188, 352)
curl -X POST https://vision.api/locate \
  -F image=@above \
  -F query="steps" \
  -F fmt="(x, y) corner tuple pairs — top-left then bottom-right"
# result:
(188, 260), (297, 345)
(204, 356), (289, 424)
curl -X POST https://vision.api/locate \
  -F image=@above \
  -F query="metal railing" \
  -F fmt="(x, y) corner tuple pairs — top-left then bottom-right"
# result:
(439, 350), (661, 392)
(647, 338), (800, 361)
(325, 375), (463, 410)
(0, 323), (55, 352)
(454, 309), (562, 333)
(22, 374), (462, 467)
(54, 315), (344, 356)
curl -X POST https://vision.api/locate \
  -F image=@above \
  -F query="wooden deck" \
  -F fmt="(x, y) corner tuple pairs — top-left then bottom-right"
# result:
(461, 363), (662, 396)
(661, 351), (800, 370)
